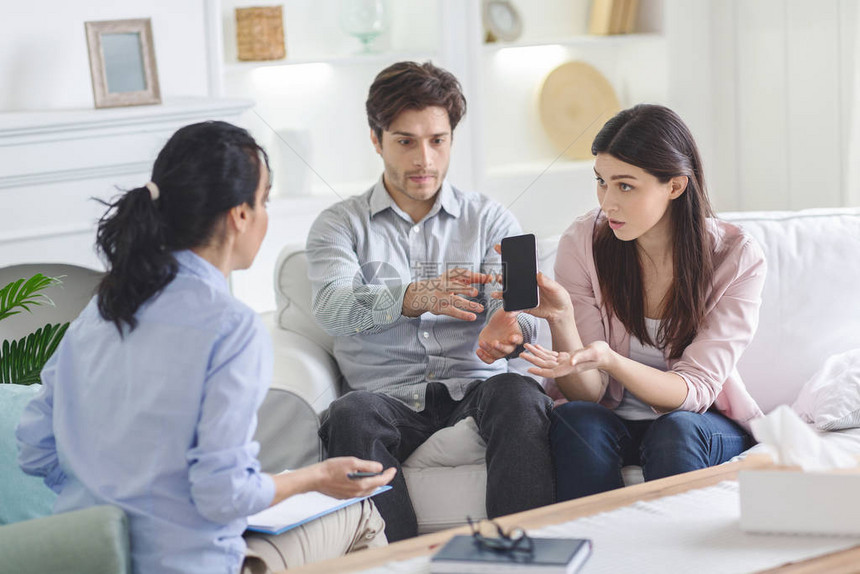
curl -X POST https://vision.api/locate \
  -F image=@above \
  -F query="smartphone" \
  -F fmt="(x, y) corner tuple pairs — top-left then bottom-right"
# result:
(347, 471), (384, 480)
(500, 234), (539, 311)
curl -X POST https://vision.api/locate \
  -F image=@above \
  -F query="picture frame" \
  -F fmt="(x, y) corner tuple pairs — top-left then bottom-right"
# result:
(84, 18), (161, 109)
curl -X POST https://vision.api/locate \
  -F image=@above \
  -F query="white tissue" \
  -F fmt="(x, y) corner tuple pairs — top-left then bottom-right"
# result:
(750, 405), (858, 471)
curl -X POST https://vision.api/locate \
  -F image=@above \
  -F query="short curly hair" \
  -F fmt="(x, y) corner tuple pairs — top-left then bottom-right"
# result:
(366, 61), (467, 141)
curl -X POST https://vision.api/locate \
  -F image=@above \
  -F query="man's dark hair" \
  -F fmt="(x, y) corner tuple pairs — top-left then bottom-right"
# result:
(366, 61), (467, 141)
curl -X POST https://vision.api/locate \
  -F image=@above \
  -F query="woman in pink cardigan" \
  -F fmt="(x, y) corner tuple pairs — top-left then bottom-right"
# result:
(518, 104), (766, 500)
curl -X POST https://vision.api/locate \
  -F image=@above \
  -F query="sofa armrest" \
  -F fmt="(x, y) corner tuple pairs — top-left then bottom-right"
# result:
(0, 505), (130, 574)
(261, 312), (341, 414)
(256, 312), (342, 471)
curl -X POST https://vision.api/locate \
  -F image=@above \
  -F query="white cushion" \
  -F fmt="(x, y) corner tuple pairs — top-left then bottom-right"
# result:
(403, 464), (487, 534)
(793, 349), (860, 431)
(262, 312), (341, 413)
(274, 246), (334, 353)
(721, 209), (860, 413)
(622, 465), (644, 486)
(403, 417), (486, 468)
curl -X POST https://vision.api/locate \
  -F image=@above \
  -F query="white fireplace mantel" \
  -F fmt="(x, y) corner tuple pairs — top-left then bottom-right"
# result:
(0, 97), (253, 143)
(0, 97), (253, 269)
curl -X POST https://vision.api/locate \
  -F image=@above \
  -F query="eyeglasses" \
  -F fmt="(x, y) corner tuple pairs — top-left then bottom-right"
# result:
(466, 516), (534, 556)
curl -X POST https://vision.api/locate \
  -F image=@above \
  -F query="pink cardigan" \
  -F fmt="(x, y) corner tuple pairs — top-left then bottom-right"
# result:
(548, 209), (767, 431)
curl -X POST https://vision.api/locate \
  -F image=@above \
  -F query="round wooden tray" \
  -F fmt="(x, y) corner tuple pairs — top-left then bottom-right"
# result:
(538, 61), (620, 160)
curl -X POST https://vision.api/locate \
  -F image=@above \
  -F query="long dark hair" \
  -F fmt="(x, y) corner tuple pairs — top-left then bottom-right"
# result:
(366, 61), (467, 140)
(591, 104), (714, 359)
(95, 121), (269, 334)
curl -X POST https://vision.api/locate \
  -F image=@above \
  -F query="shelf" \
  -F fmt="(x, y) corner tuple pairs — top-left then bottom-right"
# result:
(0, 97), (254, 143)
(223, 51), (438, 73)
(482, 33), (663, 54)
(0, 97), (255, 192)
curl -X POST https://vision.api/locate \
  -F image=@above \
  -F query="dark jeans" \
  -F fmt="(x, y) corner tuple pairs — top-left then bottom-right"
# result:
(319, 374), (555, 542)
(551, 401), (754, 502)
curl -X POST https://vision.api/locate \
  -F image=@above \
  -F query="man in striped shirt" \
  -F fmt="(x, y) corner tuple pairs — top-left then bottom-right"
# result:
(307, 61), (554, 541)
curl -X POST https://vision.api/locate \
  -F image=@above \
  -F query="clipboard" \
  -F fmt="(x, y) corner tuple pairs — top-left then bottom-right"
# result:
(246, 485), (392, 536)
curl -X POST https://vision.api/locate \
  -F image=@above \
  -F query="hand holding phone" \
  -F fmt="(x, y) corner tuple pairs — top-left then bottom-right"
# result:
(501, 234), (539, 311)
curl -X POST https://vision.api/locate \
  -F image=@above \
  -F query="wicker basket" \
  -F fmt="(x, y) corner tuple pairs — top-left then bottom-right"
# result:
(236, 6), (286, 61)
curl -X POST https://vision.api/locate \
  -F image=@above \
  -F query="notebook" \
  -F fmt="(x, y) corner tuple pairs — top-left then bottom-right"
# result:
(430, 534), (592, 573)
(245, 485), (391, 535)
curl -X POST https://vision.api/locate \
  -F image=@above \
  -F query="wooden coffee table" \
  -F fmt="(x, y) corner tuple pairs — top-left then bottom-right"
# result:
(288, 455), (860, 574)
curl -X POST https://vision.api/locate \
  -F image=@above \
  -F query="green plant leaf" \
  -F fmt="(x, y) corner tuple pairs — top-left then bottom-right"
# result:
(0, 273), (64, 322)
(0, 322), (69, 385)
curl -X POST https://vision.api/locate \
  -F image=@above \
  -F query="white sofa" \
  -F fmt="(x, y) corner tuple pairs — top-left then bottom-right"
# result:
(253, 207), (860, 534)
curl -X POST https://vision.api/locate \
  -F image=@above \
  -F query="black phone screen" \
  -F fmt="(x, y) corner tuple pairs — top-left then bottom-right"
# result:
(501, 234), (539, 311)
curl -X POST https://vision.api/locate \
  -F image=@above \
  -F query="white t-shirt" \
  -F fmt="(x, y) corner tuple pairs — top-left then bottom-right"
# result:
(614, 317), (666, 421)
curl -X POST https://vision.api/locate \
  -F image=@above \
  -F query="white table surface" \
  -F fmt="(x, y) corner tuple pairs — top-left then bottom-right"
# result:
(356, 480), (860, 574)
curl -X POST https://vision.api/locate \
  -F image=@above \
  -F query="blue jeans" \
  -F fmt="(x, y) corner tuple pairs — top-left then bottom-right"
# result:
(319, 375), (555, 541)
(551, 401), (754, 501)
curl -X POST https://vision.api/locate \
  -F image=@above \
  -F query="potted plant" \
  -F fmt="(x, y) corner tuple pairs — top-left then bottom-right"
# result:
(0, 273), (70, 385)
(0, 272), (71, 524)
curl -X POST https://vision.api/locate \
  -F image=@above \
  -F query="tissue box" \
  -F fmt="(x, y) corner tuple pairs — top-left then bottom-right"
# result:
(739, 467), (860, 536)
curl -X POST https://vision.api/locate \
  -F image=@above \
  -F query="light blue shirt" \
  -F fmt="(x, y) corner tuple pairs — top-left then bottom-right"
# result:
(17, 250), (275, 574)
(307, 178), (537, 410)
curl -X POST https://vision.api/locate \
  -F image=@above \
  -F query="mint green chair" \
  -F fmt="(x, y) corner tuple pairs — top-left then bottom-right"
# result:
(0, 505), (131, 574)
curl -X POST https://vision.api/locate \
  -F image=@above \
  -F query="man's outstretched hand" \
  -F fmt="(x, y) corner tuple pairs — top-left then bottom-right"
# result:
(402, 267), (493, 321)
(476, 310), (523, 364)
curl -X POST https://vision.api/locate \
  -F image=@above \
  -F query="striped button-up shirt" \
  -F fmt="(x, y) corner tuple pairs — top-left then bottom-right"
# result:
(307, 178), (537, 410)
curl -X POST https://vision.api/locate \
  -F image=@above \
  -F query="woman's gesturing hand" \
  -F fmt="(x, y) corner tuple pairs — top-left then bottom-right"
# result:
(520, 341), (613, 378)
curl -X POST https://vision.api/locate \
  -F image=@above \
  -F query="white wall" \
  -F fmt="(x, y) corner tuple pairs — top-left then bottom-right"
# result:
(666, 0), (860, 211)
(0, 0), (209, 110)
